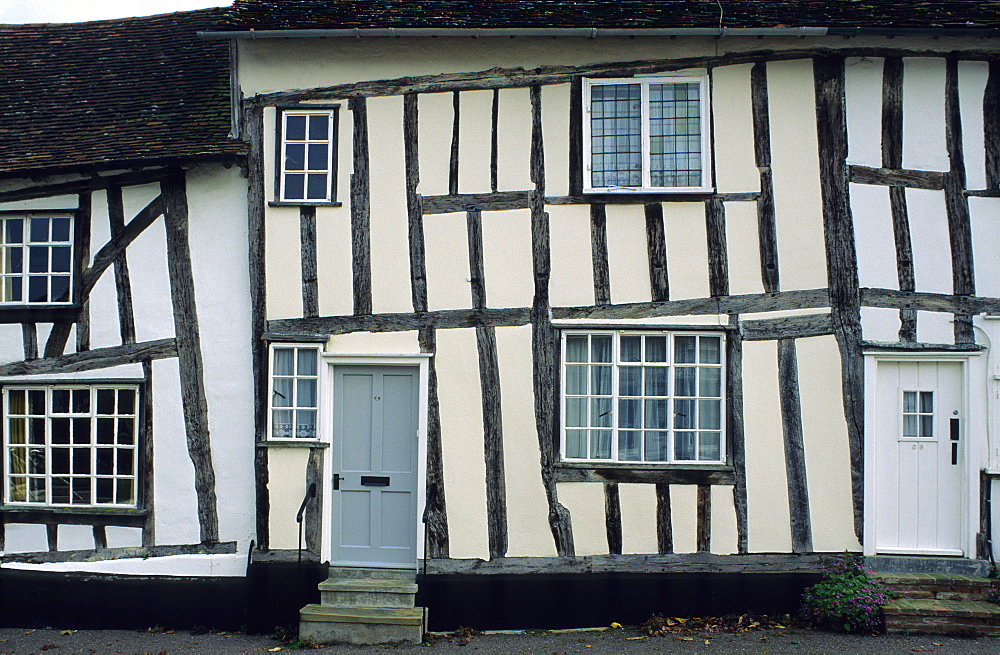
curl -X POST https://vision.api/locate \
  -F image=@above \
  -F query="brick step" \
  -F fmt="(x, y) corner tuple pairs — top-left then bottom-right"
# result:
(299, 605), (425, 645)
(318, 577), (418, 608)
(873, 572), (994, 602)
(883, 599), (1000, 636)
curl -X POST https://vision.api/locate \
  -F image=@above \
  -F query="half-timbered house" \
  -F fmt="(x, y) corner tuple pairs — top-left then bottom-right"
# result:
(204, 0), (1000, 640)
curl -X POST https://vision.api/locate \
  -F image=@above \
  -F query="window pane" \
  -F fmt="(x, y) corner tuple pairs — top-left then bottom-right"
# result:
(674, 431), (696, 461)
(51, 418), (70, 444)
(673, 398), (696, 429)
(73, 448), (90, 474)
(645, 336), (667, 362)
(699, 433), (721, 461)
(5, 218), (23, 243)
(50, 276), (70, 302)
(8, 418), (25, 444)
(590, 430), (612, 459)
(619, 367), (641, 396)
(9, 447), (26, 473)
(700, 367), (721, 397)
(644, 367), (668, 396)
(73, 418), (90, 444)
(8, 389), (25, 414)
(52, 389), (70, 413)
(296, 410), (317, 438)
(28, 275), (47, 302)
(565, 365), (588, 395)
(618, 398), (641, 429)
(903, 414), (918, 438)
(284, 174), (305, 199)
(699, 399), (721, 430)
(30, 217), (48, 242)
(117, 479), (135, 505)
(96, 477), (113, 503)
(285, 144), (305, 170)
(117, 418), (135, 445)
(29, 417), (45, 444)
(618, 431), (641, 461)
(674, 367), (696, 396)
(565, 430), (587, 458)
(296, 349), (317, 376)
(920, 391), (933, 413)
(644, 431), (670, 461)
(591, 365), (612, 395)
(565, 335), (588, 363)
(699, 337), (721, 364)
(96, 418), (114, 444)
(51, 246), (71, 273)
(118, 389), (136, 415)
(620, 335), (641, 362)
(285, 114), (306, 140)
(96, 389), (115, 414)
(590, 84), (641, 188)
(644, 399), (669, 429)
(565, 397), (587, 428)
(307, 144), (328, 171)
(273, 348), (294, 375)
(297, 378), (317, 407)
(903, 391), (917, 413)
(272, 378), (293, 408)
(591, 397), (612, 428)
(72, 477), (90, 503)
(592, 335), (612, 362)
(272, 409), (293, 438)
(27, 390), (44, 414)
(920, 415), (933, 438)
(51, 217), (71, 242)
(308, 114), (329, 140)
(674, 335), (696, 363)
(306, 174), (328, 200)
(52, 477), (70, 504)
(72, 389), (89, 413)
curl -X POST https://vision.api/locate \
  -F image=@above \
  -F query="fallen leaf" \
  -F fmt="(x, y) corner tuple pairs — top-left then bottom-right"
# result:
(625, 637), (646, 641)
(912, 649), (926, 652)
(60, 630), (75, 636)
(704, 640), (711, 645)
(268, 648), (282, 652)
(675, 636), (694, 641)
(610, 622), (622, 629)
(932, 644), (942, 647)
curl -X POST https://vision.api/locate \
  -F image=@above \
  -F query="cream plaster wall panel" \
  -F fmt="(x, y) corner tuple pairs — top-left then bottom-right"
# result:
(906, 189), (952, 294)
(85, 192), (123, 351)
(129, 216), (175, 344)
(326, 330), (421, 354)
(457, 90), (494, 194)
(315, 205), (355, 317)
(0, 324), (24, 363)
(970, 198), (1000, 298)
(711, 64), (759, 193)
(902, 58), (948, 171)
(496, 325), (557, 558)
(367, 96), (414, 315)
(766, 59), (827, 292)
(120, 183), (161, 220)
(186, 165), (256, 544)
(796, 335), (860, 553)
(663, 202), (710, 301)
(618, 483), (657, 554)
(424, 212), (472, 310)
(605, 204), (653, 304)
(264, 207), (304, 319)
(57, 524), (94, 551)
(959, 62), (989, 190)
(723, 200), (765, 296)
(436, 327), (490, 559)
(150, 357), (200, 546)
(916, 310), (956, 345)
(742, 340), (793, 552)
(541, 83), (571, 197)
(496, 88), (534, 192)
(336, 105), (352, 204)
(263, 108), (277, 203)
(3, 524), (47, 553)
(710, 485), (738, 555)
(849, 184), (898, 289)
(267, 447), (310, 550)
(548, 204), (596, 307)
(556, 482), (608, 556)
(417, 92), (454, 197)
(844, 57), (883, 169)
(104, 527), (143, 548)
(669, 484), (698, 553)
(740, 309), (832, 323)
(0, 195), (77, 211)
(482, 209), (533, 309)
(861, 307), (902, 343)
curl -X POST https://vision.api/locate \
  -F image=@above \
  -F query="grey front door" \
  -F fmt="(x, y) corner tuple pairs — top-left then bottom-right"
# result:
(331, 365), (418, 567)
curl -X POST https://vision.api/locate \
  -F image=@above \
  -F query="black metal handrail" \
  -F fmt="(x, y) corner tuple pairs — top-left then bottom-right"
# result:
(296, 482), (317, 565)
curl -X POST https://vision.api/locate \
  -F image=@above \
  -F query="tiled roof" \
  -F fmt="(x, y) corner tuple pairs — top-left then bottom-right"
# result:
(217, 0), (1000, 31)
(0, 9), (244, 178)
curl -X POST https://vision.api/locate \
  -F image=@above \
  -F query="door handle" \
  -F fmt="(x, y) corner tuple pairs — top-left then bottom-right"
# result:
(951, 417), (960, 465)
(333, 473), (342, 490)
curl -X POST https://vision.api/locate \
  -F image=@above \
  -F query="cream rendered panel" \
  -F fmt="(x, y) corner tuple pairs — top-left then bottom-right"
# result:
(315, 204), (354, 317)
(959, 62), (989, 190)
(556, 482), (606, 556)
(326, 331), (421, 354)
(917, 311), (956, 345)
(496, 325), (557, 557)
(670, 485), (698, 553)
(724, 201), (765, 296)
(86, 190), (122, 350)
(267, 448), (310, 550)
(662, 203), (709, 300)
(711, 485), (738, 554)
(482, 209), (533, 309)
(850, 184), (897, 290)
(710, 64), (759, 194)
(605, 204), (653, 304)
(902, 58), (948, 172)
(3, 525), (47, 553)
(548, 204), (596, 307)
(971, 198), (1000, 298)
(129, 216), (175, 344)
(417, 92), (453, 197)
(104, 527), (142, 548)
(767, 60), (827, 292)
(0, 325), (23, 363)
(907, 189), (952, 294)
(458, 89), (494, 194)
(436, 328), (490, 559)
(367, 96), (413, 314)
(861, 307), (903, 343)
(618, 483), (657, 554)
(541, 83), (571, 197)
(424, 212), (472, 310)
(797, 335), (860, 552)
(59, 524), (97, 551)
(496, 87), (534, 192)
(264, 207), (303, 319)
(844, 57), (883, 169)
(742, 340), (793, 552)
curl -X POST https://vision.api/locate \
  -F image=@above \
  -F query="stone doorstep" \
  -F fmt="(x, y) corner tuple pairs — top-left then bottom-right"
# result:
(319, 578), (419, 595)
(874, 572), (993, 587)
(883, 599), (1000, 621)
(299, 604), (424, 626)
(326, 566), (416, 581)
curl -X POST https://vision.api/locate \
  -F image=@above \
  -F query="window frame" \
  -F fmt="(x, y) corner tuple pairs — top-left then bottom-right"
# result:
(274, 105), (340, 206)
(582, 74), (712, 195)
(0, 211), (79, 312)
(2, 383), (143, 510)
(267, 343), (322, 442)
(559, 329), (726, 465)
(900, 387), (936, 440)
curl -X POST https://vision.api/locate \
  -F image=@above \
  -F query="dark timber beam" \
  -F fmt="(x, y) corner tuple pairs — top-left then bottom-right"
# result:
(75, 192), (92, 352)
(141, 359), (155, 547)
(1, 541), (238, 565)
(726, 315), (749, 554)
(304, 447), (324, 553)
(590, 204), (611, 305)
(644, 203), (669, 302)
(705, 197), (729, 297)
(449, 91), (461, 195)
(741, 313), (834, 341)
(861, 287), (1000, 314)
(751, 61), (779, 293)
(349, 97), (373, 316)
(300, 206), (319, 318)
(944, 58), (976, 345)
(985, 60), (1000, 189)
(696, 484), (711, 553)
(604, 483), (623, 555)
(0, 339), (176, 377)
(814, 56), (865, 544)
(107, 185), (138, 344)
(81, 195), (164, 298)
(656, 483), (672, 555)
(778, 339), (813, 553)
(161, 172), (219, 544)
(0, 168), (174, 204)
(849, 165), (945, 190)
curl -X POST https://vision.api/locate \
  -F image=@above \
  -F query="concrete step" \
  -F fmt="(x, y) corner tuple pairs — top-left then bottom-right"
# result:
(327, 566), (416, 582)
(299, 604), (425, 645)
(883, 598), (1000, 636)
(319, 577), (418, 608)
(865, 555), (991, 577)
(873, 572), (993, 602)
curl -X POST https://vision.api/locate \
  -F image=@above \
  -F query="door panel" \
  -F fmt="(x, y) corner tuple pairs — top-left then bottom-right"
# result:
(332, 366), (418, 566)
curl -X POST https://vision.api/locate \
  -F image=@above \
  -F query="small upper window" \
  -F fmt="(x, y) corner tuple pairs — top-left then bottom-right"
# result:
(1, 215), (74, 304)
(278, 108), (338, 203)
(269, 344), (320, 440)
(583, 76), (711, 194)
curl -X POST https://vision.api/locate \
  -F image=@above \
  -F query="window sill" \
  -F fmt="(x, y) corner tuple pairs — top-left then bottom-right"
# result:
(0, 305), (78, 324)
(582, 187), (714, 196)
(0, 505), (146, 527)
(257, 440), (329, 448)
(554, 462), (734, 485)
(268, 201), (343, 208)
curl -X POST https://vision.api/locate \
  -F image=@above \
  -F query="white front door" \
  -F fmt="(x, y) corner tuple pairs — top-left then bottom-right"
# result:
(873, 360), (964, 556)
(330, 365), (418, 567)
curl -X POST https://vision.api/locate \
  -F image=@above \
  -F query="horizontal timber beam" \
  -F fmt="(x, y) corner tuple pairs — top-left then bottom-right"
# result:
(0, 338), (176, 377)
(554, 466), (734, 485)
(741, 313), (834, 340)
(861, 287), (1000, 315)
(420, 191), (760, 215)
(1, 541), (237, 565)
(0, 169), (175, 204)
(849, 165), (945, 189)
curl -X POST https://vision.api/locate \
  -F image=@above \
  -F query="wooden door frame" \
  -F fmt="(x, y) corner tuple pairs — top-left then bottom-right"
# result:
(862, 352), (983, 558)
(319, 352), (432, 567)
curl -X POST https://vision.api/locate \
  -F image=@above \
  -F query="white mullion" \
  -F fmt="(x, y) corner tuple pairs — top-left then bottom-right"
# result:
(611, 331), (620, 463)
(559, 332), (567, 460)
(666, 333), (675, 463)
